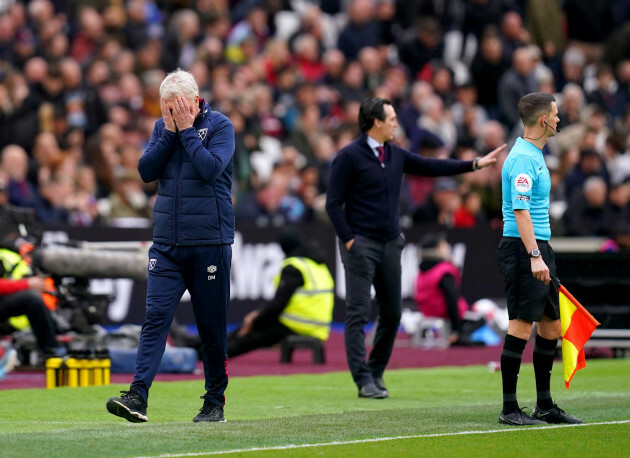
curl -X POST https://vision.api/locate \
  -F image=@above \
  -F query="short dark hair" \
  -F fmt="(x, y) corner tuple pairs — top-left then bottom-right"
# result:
(358, 97), (392, 133)
(518, 92), (555, 126)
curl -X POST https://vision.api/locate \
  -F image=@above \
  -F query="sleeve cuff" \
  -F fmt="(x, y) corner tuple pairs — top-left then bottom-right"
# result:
(161, 129), (177, 140)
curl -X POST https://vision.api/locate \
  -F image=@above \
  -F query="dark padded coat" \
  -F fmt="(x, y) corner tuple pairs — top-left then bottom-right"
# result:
(138, 100), (235, 245)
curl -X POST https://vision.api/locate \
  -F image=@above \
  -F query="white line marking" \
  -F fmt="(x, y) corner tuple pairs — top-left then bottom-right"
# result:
(133, 420), (630, 458)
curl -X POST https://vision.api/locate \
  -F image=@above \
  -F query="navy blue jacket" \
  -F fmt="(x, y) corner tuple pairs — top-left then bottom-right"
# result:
(138, 100), (235, 245)
(325, 134), (474, 243)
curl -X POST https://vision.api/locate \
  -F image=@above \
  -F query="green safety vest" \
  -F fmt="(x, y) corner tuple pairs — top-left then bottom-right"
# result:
(0, 248), (32, 330)
(275, 256), (334, 341)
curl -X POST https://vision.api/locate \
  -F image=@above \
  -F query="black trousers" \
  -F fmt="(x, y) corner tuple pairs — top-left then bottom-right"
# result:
(339, 234), (404, 387)
(227, 321), (294, 358)
(0, 290), (58, 351)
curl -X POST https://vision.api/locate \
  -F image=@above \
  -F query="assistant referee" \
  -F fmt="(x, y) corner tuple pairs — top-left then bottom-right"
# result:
(497, 92), (583, 425)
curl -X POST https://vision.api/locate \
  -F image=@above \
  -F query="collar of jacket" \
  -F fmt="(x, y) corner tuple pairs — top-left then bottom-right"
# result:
(197, 99), (211, 120)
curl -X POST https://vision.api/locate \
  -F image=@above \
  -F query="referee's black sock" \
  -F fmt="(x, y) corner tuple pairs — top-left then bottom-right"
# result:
(533, 334), (558, 411)
(501, 334), (527, 414)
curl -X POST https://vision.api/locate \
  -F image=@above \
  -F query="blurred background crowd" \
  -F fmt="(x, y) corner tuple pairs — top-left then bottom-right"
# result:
(1, 0), (630, 241)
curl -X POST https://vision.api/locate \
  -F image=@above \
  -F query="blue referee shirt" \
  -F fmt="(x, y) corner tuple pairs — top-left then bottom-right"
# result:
(501, 137), (551, 240)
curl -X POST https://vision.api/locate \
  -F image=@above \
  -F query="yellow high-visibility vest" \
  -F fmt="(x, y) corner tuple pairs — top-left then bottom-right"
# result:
(275, 256), (334, 341)
(0, 248), (32, 330)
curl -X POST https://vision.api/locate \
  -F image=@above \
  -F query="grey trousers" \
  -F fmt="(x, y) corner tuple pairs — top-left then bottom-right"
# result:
(339, 234), (404, 388)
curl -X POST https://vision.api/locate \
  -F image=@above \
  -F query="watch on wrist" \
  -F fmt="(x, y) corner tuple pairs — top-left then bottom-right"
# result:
(529, 248), (541, 258)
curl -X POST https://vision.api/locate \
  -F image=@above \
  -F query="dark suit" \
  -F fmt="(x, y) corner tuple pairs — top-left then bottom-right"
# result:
(326, 134), (473, 388)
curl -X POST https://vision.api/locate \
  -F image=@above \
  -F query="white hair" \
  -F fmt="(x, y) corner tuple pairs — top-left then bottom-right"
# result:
(159, 68), (199, 101)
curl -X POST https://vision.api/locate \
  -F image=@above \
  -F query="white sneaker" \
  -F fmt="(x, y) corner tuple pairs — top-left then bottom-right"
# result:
(0, 348), (18, 381)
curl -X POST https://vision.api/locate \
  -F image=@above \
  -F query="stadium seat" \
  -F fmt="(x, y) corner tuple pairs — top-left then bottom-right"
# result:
(280, 335), (325, 364)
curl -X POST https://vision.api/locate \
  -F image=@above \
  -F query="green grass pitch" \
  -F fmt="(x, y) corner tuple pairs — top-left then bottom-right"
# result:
(1, 359), (629, 457)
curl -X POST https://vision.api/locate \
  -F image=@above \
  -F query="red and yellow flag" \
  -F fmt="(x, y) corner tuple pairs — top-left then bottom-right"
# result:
(559, 285), (600, 389)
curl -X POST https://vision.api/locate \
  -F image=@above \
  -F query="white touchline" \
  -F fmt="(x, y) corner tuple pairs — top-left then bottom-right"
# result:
(133, 419), (630, 458)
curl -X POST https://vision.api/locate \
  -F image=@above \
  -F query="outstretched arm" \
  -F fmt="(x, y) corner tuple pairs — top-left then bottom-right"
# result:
(403, 144), (506, 176)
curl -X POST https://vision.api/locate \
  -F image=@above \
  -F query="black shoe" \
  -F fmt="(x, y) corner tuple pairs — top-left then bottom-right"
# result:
(358, 383), (388, 399)
(193, 397), (226, 422)
(106, 390), (148, 423)
(374, 377), (389, 397)
(533, 404), (583, 424)
(498, 407), (546, 425)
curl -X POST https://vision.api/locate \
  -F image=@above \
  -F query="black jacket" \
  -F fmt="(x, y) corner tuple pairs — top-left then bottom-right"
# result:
(326, 134), (474, 243)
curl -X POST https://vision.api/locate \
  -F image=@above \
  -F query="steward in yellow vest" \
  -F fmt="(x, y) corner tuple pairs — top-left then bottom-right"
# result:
(227, 228), (334, 358)
(276, 256), (334, 341)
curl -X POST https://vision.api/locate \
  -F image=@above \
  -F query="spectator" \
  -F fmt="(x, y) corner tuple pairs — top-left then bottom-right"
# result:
(587, 63), (620, 114)
(288, 5), (327, 55)
(399, 81), (434, 138)
(262, 38), (292, 87)
(162, 9), (201, 71)
(1, 145), (41, 213)
(500, 11), (530, 62)
(554, 47), (586, 90)
(498, 47), (538, 127)
(453, 190), (485, 228)
(413, 177), (462, 226)
(605, 182), (630, 233)
(321, 48), (346, 91)
(336, 0), (379, 60)
(338, 61), (368, 102)
(462, 0), (511, 40)
(563, 176), (609, 236)
(415, 94), (457, 152)
(471, 30), (510, 119)
(358, 47), (385, 94)
(225, 4), (268, 65)
(451, 81), (488, 147)
(557, 83), (585, 130)
(71, 7), (106, 65)
(414, 232), (469, 344)
(398, 16), (443, 78)
(293, 33), (325, 83)
(289, 105), (322, 160)
(526, 0), (565, 60)
(105, 170), (152, 223)
(564, 148), (609, 200)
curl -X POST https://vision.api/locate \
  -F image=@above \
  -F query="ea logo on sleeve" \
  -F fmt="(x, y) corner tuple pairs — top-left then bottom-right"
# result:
(514, 173), (532, 192)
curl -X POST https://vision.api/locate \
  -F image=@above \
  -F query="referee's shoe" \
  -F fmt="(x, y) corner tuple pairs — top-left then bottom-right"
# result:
(533, 404), (583, 424)
(499, 407), (546, 425)
(106, 389), (148, 422)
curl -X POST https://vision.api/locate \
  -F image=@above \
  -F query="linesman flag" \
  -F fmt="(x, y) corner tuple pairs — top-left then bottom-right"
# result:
(559, 285), (600, 389)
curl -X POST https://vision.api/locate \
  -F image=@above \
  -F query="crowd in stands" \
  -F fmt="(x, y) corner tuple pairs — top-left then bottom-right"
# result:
(1, 0), (630, 242)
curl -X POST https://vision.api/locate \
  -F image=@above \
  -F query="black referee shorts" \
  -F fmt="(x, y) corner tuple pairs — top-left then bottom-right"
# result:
(496, 237), (559, 322)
